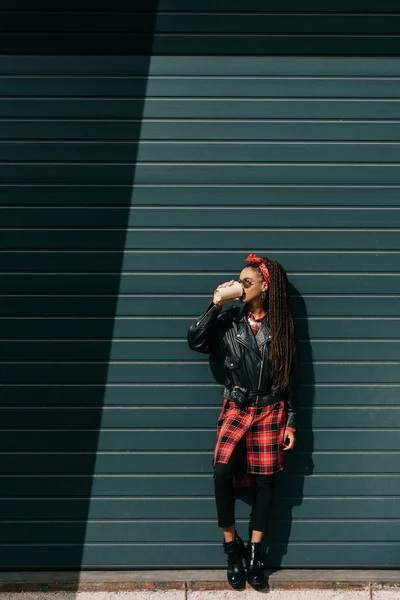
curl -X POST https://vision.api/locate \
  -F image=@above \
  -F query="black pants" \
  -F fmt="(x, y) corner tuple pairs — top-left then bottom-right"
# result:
(213, 434), (276, 534)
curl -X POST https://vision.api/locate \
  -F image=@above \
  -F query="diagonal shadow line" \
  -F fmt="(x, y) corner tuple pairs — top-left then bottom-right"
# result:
(0, 1), (160, 581)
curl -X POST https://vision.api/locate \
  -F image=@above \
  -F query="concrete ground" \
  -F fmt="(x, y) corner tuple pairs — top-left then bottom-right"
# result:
(0, 570), (399, 600)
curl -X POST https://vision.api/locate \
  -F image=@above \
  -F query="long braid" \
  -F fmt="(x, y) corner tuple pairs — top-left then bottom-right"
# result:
(248, 256), (295, 393)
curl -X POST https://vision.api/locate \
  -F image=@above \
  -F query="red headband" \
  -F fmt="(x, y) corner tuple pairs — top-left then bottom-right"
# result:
(245, 253), (270, 286)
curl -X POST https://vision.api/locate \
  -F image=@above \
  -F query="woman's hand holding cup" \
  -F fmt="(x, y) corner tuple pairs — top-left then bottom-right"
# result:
(213, 280), (243, 307)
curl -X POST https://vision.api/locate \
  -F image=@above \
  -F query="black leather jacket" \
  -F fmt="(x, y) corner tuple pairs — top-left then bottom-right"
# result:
(187, 301), (297, 430)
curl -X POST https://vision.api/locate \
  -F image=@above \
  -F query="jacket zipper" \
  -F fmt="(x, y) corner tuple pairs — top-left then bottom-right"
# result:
(257, 345), (265, 390)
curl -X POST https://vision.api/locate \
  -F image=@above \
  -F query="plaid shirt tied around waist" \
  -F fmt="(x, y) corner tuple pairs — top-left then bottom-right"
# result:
(213, 396), (287, 487)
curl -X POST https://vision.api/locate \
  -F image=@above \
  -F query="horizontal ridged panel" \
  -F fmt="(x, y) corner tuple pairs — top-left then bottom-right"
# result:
(6, 122), (400, 141)
(3, 37), (400, 57)
(0, 274), (398, 295)
(0, 451), (397, 474)
(0, 498), (398, 520)
(0, 543), (398, 569)
(0, 230), (398, 250)
(0, 341), (399, 361)
(1, 186), (400, 207)
(0, 475), (399, 498)
(1, 318), (399, 339)
(0, 520), (398, 543)
(3, 165), (400, 185)
(1, 251), (399, 273)
(4, 14), (400, 35)
(5, 80), (400, 98)
(4, 165), (400, 185)
(2, 2), (400, 12)
(2, 208), (400, 228)
(0, 385), (396, 407)
(0, 406), (398, 428)
(0, 363), (399, 384)
(1, 56), (400, 77)
(3, 142), (400, 161)
(0, 430), (398, 451)
(0, 296), (398, 318)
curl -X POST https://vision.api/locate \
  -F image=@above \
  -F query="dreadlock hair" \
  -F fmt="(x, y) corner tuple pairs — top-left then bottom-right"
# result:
(247, 256), (295, 395)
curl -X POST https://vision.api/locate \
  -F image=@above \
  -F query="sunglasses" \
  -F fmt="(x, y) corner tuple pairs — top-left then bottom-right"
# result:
(238, 277), (264, 289)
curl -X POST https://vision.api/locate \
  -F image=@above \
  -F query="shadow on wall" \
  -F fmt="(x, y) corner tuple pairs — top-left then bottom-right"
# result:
(0, 2), (160, 571)
(266, 284), (315, 569)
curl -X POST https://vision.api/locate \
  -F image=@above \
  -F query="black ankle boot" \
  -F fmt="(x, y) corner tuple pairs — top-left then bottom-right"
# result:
(245, 541), (266, 587)
(222, 531), (246, 588)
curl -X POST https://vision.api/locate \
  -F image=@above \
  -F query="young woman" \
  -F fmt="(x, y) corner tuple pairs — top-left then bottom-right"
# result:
(187, 253), (297, 588)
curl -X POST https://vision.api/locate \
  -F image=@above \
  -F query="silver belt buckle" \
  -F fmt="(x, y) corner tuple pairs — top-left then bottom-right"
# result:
(255, 394), (262, 406)
(233, 386), (247, 407)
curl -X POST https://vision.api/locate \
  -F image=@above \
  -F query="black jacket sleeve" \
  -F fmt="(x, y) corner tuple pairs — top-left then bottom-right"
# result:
(187, 301), (222, 355)
(285, 385), (296, 430)
(285, 340), (298, 430)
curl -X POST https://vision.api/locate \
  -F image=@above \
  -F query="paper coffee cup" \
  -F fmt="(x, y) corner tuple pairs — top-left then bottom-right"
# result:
(214, 281), (243, 303)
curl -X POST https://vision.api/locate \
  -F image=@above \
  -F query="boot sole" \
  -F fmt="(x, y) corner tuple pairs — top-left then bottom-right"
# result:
(247, 576), (266, 588)
(228, 572), (246, 589)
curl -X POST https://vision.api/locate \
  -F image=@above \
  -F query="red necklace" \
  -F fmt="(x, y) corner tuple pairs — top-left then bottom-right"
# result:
(247, 309), (267, 336)
(247, 309), (267, 322)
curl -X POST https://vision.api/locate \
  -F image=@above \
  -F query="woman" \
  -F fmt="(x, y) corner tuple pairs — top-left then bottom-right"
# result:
(187, 253), (297, 588)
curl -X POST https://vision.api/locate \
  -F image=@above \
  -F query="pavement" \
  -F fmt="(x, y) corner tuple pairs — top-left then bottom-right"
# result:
(0, 570), (399, 599)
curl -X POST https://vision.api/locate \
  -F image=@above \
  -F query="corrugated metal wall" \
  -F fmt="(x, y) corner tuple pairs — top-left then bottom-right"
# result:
(0, 2), (399, 568)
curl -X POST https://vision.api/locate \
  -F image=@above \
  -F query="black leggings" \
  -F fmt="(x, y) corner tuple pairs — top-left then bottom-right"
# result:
(213, 435), (276, 533)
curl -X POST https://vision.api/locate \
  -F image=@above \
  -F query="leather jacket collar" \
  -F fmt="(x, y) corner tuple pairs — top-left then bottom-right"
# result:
(234, 304), (270, 357)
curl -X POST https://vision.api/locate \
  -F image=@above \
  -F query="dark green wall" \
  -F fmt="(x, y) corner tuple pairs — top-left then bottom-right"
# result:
(0, 2), (399, 569)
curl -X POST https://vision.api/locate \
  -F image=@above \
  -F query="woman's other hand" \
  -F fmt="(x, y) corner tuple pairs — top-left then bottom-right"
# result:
(282, 429), (296, 451)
